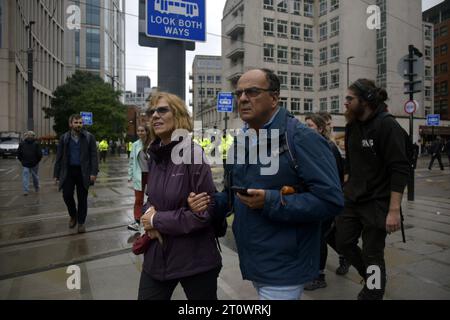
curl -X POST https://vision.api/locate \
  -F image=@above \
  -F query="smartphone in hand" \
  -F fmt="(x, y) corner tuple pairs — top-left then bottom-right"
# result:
(231, 186), (250, 196)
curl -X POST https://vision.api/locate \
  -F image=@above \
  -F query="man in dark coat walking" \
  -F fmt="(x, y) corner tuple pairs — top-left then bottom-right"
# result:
(18, 131), (42, 196)
(428, 137), (444, 171)
(54, 114), (99, 233)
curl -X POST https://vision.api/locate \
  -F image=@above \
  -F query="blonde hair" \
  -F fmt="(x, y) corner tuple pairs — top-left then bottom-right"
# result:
(147, 92), (193, 139)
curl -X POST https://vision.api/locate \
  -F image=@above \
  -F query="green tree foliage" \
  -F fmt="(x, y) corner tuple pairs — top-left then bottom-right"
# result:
(44, 71), (126, 140)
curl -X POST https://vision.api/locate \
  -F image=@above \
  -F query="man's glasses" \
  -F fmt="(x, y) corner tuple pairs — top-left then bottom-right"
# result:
(234, 87), (276, 98)
(147, 106), (171, 116)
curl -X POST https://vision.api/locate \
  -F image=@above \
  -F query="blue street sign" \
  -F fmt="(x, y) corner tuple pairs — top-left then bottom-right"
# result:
(146, 0), (206, 42)
(217, 92), (233, 113)
(426, 114), (440, 126)
(80, 112), (93, 126)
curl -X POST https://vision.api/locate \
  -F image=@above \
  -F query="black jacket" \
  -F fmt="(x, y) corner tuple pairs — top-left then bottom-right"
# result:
(344, 104), (410, 203)
(18, 139), (42, 168)
(430, 141), (443, 155)
(329, 141), (344, 185)
(53, 130), (99, 190)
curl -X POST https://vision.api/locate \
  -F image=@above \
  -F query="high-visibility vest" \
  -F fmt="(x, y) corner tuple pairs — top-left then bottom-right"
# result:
(219, 135), (233, 160)
(127, 142), (133, 152)
(99, 140), (109, 151)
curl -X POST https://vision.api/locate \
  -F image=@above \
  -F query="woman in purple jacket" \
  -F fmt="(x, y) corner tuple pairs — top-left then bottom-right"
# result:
(139, 92), (221, 300)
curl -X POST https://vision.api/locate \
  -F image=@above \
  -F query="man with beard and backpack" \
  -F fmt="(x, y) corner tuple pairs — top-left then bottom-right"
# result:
(338, 79), (410, 300)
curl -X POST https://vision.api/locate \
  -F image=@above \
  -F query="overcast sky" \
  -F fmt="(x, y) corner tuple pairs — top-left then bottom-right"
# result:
(125, 0), (445, 100)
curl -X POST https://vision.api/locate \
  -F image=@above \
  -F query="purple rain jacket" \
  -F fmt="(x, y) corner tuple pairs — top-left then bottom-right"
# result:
(142, 137), (222, 280)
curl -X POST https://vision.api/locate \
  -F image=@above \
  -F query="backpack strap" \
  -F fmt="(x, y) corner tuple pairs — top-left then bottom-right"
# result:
(284, 115), (308, 192)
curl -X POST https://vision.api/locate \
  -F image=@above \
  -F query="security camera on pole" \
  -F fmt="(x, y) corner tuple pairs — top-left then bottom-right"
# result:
(401, 44), (423, 201)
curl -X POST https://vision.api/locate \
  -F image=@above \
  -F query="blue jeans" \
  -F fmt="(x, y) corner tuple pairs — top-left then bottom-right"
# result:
(252, 282), (304, 300)
(23, 165), (40, 193)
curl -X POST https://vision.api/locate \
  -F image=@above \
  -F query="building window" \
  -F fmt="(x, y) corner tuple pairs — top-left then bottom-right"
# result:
(319, 22), (328, 41)
(435, 65), (439, 76)
(424, 46), (431, 59)
(304, 0), (313, 17)
(320, 72), (328, 90)
(86, 28), (100, 69)
(277, 20), (288, 38)
(75, 30), (80, 67)
(198, 75), (205, 82)
(319, 0), (327, 16)
(86, 0), (101, 26)
(440, 44), (447, 56)
(441, 81), (448, 95)
(425, 87), (432, 100)
(207, 88), (214, 97)
(264, 17), (274, 36)
(280, 97), (288, 108)
(277, 45), (288, 63)
(263, 0), (274, 10)
(277, 0), (288, 13)
(293, 0), (301, 15)
(291, 72), (301, 90)
(207, 75), (214, 84)
(304, 24), (313, 42)
(291, 22), (301, 40)
(440, 25), (448, 37)
(441, 63), (448, 74)
(330, 0), (339, 11)
(424, 25), (432, 41)
(331, 96), (340, 113)
(330, 70), (339, 89)
(304, 49), (313, 66)
(320, 47), (328, 66)
(330, 43), (339, 63)
(291, 47), (301, 65)
(292, 98), (301, 112)
(330, 17), (339, 37)
(264, 44), (274, 62)
(320, 98), (328, 111)
(216, 76), (222, 83)
(304, 74), (313, 91)
(304, 99), (313, 113)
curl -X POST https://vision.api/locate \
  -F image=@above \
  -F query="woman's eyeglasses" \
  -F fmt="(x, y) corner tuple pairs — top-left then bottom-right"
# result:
(234, 87), (276, 98)
(147, 106), (171, 116)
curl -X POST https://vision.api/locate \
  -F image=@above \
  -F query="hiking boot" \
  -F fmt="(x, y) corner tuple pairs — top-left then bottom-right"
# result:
(304, 276), (327, 291)
(69, 217), (77, 229)
(357, 286), (384, 300)
(336, 256), (350, 276)
(127, 222), (140, 232)
(78, 224), (86, 233)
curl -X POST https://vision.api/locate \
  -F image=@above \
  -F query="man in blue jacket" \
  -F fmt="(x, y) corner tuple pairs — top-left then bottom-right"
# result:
(189, 69), (344, 300)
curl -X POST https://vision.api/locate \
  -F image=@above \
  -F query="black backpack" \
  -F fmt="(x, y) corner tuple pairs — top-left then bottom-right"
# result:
(372, 112), (414, 171)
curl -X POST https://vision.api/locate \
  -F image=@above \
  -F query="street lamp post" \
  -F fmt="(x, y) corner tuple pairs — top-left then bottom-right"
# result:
(347, 56), (355, 88)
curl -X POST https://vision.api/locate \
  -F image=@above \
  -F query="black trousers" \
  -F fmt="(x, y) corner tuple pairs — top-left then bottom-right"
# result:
(62, 166), (89, 224)
(319, 218), (340, 271)
(100, 151), (107, 162)
(336, 200), (388, 296)
(428, 154), (444, 170)
(138, 267), (221, 300)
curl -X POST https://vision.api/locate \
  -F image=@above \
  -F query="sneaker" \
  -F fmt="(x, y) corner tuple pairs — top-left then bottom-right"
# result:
(336, 256), (350, 275)
(127, 222), (140, 232)
(304, 276), (327, 291)
(23, 192), (28, 196)
(69, 217), (77, 229)
(78, 224), (86, 233)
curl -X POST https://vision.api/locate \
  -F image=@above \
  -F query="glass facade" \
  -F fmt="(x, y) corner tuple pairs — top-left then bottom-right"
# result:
(86, 28), (100, 69)
(86, 0), (101, 26)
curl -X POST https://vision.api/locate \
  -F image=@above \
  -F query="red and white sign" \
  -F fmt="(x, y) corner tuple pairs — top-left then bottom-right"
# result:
(404, 100), (417, 115)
